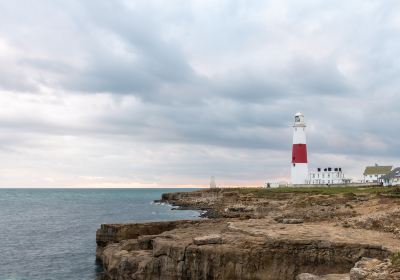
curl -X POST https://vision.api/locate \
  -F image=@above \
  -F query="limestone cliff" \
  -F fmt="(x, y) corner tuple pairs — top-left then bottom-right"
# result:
(96, 188), (400, 280)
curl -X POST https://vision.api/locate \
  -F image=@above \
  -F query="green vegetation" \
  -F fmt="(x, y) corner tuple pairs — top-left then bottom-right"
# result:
(233, 186), (400, 198)
(390, 252), (400, 269)
(385, 187), (400, 198)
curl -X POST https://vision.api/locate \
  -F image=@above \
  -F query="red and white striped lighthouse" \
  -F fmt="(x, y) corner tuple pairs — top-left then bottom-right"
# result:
(291, 112), (308, 184)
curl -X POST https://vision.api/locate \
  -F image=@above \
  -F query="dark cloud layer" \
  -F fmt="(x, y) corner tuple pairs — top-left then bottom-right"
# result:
(0, 0), (399, 186)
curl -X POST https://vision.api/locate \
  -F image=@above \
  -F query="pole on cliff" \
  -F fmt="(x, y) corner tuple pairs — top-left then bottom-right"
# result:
(210, 176), (217, 189)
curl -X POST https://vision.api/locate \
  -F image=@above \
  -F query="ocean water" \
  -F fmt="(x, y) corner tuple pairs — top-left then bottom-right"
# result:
(0, 188), (200, 280)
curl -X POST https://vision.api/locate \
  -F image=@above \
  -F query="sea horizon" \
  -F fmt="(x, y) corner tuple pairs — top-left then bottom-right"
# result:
(0, 188), (201, 280)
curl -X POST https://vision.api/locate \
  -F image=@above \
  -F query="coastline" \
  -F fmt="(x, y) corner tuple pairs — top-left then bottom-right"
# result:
(96, 187), (400, 279)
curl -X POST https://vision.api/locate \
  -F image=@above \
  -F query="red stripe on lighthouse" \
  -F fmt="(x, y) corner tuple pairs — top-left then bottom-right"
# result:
(292, 144), (308, 163)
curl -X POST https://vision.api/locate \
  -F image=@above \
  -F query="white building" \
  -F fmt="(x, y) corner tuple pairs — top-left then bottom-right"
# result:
(291, 112), (309, 184)
(307, 167), (351, 185)
(264, 181), (288, 188)
(380, 168), (400, 186)
(363, 164), (392, 183)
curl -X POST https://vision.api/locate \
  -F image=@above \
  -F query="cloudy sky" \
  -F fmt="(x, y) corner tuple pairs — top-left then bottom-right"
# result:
(0, 0), (399, 187)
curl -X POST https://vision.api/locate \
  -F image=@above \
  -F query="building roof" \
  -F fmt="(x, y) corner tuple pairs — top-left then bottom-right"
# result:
(363, 165), (392, 175)
(380, 167), (400, 180)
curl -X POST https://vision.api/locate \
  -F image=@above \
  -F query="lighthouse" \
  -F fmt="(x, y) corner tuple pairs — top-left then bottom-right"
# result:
(291, 112), (308, 185)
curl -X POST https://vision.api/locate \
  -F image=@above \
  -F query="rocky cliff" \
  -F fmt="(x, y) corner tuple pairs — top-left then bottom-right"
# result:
(96, 187), (400, 279)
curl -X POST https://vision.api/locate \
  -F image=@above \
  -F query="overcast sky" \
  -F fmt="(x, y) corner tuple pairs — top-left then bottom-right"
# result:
(0, 0), (399, 187)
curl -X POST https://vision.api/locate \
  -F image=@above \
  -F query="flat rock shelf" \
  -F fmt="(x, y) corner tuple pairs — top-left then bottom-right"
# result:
(96, 187), (400, 279)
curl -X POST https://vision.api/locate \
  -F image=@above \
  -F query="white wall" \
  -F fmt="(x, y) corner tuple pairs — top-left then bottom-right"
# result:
(308, 170), (346, 184)
(364, 174), (385, 183)
(293, 127), (306, 144)
(292, 163), (308, 184)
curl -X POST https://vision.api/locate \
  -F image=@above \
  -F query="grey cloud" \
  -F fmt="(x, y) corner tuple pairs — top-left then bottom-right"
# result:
(0, 60), (38, 92)
(62, 0), (195, 96)
(286, 58), (353, 96)
(0, 0), (399, 186)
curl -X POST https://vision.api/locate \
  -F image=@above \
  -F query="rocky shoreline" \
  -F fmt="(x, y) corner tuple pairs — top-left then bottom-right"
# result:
(96, 187), (400, 279)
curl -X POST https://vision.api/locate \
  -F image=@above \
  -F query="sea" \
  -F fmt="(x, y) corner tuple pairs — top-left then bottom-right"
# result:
(0, 188), (201, 280)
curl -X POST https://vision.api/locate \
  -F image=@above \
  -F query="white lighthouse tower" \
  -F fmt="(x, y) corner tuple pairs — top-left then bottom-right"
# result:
(291, 112), (308, 185)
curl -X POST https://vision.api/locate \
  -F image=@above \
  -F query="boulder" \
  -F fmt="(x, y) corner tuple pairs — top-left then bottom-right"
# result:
(193, 234), (222, 245)
(350, 258), (389, 280)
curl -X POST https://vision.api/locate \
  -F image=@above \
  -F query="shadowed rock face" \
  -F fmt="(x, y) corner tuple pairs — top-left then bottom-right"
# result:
(96, 189), (400, 280)
(96, 219), (397, 279)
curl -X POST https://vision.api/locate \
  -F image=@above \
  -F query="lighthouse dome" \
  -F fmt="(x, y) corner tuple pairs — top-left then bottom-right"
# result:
(294, 112), (306, 127)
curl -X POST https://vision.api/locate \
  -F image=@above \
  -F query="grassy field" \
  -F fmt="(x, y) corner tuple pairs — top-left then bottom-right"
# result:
(233, 186), (400, 197)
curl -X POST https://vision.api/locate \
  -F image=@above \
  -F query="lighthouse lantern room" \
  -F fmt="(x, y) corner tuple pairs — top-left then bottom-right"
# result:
(291, 112), (308, 185)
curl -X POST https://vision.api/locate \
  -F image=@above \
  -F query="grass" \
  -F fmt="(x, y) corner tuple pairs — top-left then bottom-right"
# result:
(232, 186), (400, 197)
(390, 252), (400, 269)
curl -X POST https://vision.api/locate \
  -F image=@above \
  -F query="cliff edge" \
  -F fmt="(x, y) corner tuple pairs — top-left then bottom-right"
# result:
(96, 187), (400, 280)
